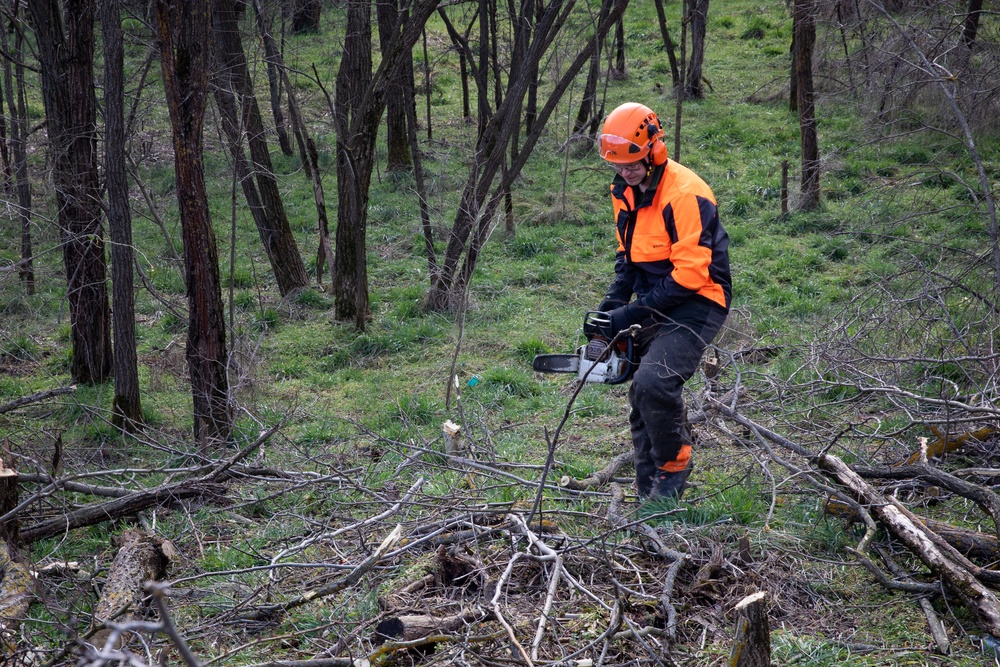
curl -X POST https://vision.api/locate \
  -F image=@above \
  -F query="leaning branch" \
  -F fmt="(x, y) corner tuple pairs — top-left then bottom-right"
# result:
(0, 385), (76, 415)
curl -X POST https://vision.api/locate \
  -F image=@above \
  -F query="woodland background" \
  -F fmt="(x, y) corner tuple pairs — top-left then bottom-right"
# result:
(1, 0), (1000, 665)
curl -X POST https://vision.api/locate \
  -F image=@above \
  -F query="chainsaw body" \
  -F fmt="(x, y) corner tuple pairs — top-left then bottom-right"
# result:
(532, 311), (637, 384)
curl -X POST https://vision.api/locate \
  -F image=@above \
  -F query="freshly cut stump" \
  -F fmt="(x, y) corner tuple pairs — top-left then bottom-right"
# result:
(728, 591), (770, 667)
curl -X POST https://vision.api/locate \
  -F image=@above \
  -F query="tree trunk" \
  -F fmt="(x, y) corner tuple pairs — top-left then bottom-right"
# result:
(0, 76), (12, 192)
(334, 0), (375, 328)
(675, 0), (686, 160)
(155, 0), (232, 446)
(279, 64), (332, 286)
(574, 0), (612, 136)
(211, 0), (309, 297)
(103, 0), (143, 430)
(401, 21), (436, 282)
(331, 0), (443, 328)
(789, 28), (797, 112)
(290, 0), (321, 34)
(612, 16), (626, 78)
(377, 0), (413, 172)
(653, 0), (680, 90)
(960, 0), (983, 50)
(794, 0), (820, 210)
(253, 0), (293, 156)
(29, 0), (112, 385)
(0, 10), (33, 294)
(685, 0), (709, 99)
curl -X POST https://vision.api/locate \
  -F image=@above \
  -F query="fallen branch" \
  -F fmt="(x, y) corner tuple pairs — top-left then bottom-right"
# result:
(854, 463), (1000, 535)
(560, 452), (632, 490)
(607, 483), (690, 563)
(816, 453), (1000, 636)
(875, 546), (950, 655)
(246, 524), (403, 620)
(0, 385), (76, 416)
(19, 480), (227, 544)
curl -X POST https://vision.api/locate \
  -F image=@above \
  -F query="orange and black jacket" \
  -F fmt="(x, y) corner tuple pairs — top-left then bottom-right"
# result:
(602, 159), (731, 325)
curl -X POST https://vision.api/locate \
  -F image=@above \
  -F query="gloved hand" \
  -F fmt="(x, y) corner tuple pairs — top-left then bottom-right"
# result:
(597, 297), (625, 313)
(607, 302), (646, 336)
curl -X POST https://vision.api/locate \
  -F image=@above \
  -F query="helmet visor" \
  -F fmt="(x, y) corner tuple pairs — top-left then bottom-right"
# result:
(599, 134), (647, 162)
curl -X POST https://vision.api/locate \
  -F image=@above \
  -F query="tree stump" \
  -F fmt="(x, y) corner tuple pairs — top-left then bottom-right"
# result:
(728, 591), (770, 667)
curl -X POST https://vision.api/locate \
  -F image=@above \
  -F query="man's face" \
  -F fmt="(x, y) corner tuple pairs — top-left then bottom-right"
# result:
(610, 160), (647, 186)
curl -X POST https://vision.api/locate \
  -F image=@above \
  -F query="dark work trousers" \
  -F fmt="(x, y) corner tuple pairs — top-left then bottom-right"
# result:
(628, 297), (727, 496)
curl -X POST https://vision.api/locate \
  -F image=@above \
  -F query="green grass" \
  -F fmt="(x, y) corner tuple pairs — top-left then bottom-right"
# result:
(2, 1), (998, 665)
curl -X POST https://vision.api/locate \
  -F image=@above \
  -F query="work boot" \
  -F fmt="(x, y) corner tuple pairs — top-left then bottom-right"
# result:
(650, 461), (693, 501)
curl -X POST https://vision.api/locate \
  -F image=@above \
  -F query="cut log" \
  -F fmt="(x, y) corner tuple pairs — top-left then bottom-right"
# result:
(728, 591), (770, 667)
(817, 453), (1000, 636)
(374, 608), (485, 643)
(91, 529), (173, 649)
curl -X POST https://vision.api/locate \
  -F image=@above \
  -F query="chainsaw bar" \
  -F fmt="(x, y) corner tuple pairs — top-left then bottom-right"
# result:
(531, 353), (581, 374)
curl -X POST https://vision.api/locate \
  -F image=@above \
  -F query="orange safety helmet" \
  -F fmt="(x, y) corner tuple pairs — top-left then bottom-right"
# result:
(599, 103), (668, 166)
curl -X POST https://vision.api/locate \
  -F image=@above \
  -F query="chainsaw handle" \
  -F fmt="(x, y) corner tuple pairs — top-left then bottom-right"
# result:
(605, 333), (636, 384)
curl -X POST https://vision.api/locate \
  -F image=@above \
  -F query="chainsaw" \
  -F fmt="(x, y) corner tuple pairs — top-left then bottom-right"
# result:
(532, 311), (638, 384)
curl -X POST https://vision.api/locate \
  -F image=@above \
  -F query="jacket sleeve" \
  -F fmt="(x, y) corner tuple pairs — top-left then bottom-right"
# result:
(636, 193), (717, 315)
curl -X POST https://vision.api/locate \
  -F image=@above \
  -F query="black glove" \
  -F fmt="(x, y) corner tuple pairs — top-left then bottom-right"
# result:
(608, 302), (646, 336)
(597, 297), (624, 313)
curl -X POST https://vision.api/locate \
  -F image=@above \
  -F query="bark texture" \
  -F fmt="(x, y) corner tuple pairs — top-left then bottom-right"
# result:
(794, 0), (820, 210)
(103, 0), (143, 429)
(211, 0), (309, 296)
(156, 0), (233, 445)
(728, 592), (770, 667)
(91, 530), (172, 649)
(29, 0), (112, 384)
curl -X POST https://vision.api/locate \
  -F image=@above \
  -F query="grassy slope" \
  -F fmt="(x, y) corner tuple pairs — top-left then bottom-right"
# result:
(1, 0), (998, 664)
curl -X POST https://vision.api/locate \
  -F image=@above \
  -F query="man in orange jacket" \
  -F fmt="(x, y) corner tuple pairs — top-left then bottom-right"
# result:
(597, 102), (731, 500)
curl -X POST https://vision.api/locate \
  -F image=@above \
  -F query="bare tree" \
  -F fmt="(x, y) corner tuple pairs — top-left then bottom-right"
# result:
(684, 0), (709, 99)
(0, 7), (33, 294)
(102, 0), (143, 430)
(253, 0), (293, 156)
(426, 0), (631, 312)
(29, 0), (113, 384)
(211, 0), (309, 297)
(794, 0), (820, 210)
(331, 0), (443, 328)
(156, 0), (232, 446)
